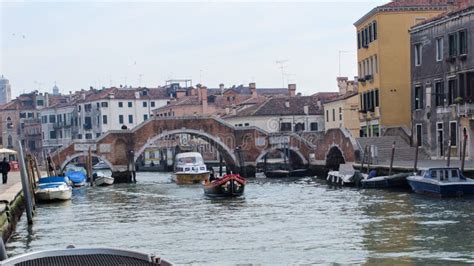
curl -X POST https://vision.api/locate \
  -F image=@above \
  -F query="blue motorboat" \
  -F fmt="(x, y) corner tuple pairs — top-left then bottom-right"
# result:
(35, 176), (72, 201)
(65, 165), (87, 187)
(407, 167), (474, 197)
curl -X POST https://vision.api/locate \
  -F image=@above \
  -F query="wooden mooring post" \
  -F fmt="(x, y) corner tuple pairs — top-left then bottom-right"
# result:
(18, 141), (34, 224)
(389, 141), (396, 176)
(461, 129), (468, 173)
(447, 140), (451, 167)
(414, 139), (419, 173)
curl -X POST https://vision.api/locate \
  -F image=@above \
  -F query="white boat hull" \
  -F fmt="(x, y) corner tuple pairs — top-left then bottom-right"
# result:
(35, 187), (72, 201)
(95, 176), (114, 186)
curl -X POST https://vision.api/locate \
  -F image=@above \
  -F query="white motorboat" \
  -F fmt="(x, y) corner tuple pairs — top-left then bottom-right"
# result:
(35, 176), (72, 201)
(174, 152), (209, 184)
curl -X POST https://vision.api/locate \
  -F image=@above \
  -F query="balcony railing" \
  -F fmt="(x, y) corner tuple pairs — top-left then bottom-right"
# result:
(53, 122), (72, 129)
(457, 103), (474, 116)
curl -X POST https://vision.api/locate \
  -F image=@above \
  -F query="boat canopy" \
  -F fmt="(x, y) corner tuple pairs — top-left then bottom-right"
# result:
(175, 152), (204, 165)
(39, 176), (69, 184)
(423, 168), (465, 181)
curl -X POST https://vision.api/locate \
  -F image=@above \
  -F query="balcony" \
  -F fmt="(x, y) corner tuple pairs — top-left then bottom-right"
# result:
(53, 122), (72, 129)
(457, 103), (474, 117)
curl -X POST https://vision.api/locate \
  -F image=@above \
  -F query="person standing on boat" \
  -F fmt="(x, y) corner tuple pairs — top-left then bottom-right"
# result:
(0, 158), (11, 184)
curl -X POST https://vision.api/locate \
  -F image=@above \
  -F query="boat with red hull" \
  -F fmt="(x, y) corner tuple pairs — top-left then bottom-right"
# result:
(203, 174), (246, 198)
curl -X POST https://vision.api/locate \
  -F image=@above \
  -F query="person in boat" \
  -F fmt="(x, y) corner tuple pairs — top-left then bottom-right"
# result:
(368, 169), (377, 179)
(209, 167), (218, 182)
(0, 158), (10, 184)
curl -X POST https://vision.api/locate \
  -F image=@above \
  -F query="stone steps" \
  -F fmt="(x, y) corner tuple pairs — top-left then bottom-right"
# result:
(356, 136), (429, 163)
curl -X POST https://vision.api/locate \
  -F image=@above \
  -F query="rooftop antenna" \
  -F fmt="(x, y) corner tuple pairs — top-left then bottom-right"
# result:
(338, 50), (349, 77)
(276, 59), (289, 88)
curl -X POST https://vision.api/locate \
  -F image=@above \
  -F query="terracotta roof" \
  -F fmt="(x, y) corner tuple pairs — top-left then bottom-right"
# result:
(354, 0), (463, 26)
(82, 87), (171, 102)
(324, 91), (359, 104)
(223, 95), (326, 118)
(411, 2), (474, 31)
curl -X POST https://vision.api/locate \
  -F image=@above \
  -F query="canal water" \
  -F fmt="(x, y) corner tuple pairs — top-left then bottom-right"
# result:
(6, 172), (474, 265)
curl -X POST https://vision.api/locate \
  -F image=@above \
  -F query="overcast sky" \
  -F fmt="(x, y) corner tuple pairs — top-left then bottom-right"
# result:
(1, 1), (385, 97)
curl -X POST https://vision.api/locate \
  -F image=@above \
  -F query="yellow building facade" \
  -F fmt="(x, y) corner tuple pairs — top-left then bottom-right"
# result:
(354, 2), (452, 137)
(324, 93), (360, 138)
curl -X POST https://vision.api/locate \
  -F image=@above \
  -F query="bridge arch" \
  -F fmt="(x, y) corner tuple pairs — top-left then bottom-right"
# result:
(134, 129), (239, 168)
(59, 152), (115, 173)
(255, 147), (308, 166)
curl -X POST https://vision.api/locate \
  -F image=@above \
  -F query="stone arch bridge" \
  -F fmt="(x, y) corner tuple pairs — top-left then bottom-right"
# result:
(51, 116), (360, 180)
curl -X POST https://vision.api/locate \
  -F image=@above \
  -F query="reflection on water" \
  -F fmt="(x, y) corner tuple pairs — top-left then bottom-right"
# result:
(6, 172), (474, 264)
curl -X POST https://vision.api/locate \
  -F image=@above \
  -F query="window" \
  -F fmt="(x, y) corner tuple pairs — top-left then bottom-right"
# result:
(128, 102), (132, 108)
(118, 102), (123, 108)
(450, 121), (457, 147)
(119, 115), (124, 124)
(416, 124), (422, 147)
(85, 133), (92, 139)
(339, 107), (342, 120)
(151, 101), (155, 107)
(332, 109), (335, 122)
(77, 134), (82, 140)
(448, 79), (457, 105)
(49, 115), (56, 123)
(362, 28), (366, 47)
(373, 21), (377, 40)
(96, 133), (101, 138)
(101, 102), (108, 107)
(326, 110), (329, 122)
(143, 101), (147, 107)
(78, 105), (81, 112)
(414, 85), (424, 110)
(414, 44), (422, 66)
(84, 117), (92, 129)
(96, 102), (100, 108)
(49, 131), (56, 139)
(357, 32), (361, 49)
(144, 114), (148, 121)
(449, 33), (457, 57)
(42, 115), (47, 123)
(294, 123), (305, 132)
(85, 104), (92, 112)
(436, 37), (444, 61)
(369, 24), (373, 43)
(459, 30), (468, 55)
(280, 122), (291, 132)
(310, 122), (318, 131)
(358, 62), (362, 76)
(102, 115), (107, 124)
(244, 123), (249, 126)
(374, 55), (378, 73)
(128, 115), (133, 123)
(375, 89), (379, 107)
(37, 100), (44, 106)
(435, 81), (444, 106)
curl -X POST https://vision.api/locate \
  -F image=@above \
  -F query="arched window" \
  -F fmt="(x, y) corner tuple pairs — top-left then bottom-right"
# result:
(6, 117), (12, 129)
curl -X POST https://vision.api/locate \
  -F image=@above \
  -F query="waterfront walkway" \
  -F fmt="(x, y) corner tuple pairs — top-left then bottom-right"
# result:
(355, 159), (474, 172)
(0, 171), (23, 205)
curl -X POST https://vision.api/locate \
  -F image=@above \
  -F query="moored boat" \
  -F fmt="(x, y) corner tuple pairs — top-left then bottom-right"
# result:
(361, 172), (410, 189)
(93, 160), (110, 170)
(407, 167), (474, 197)
(35, 176), (72, 201)
(0, 246), (172, 265)
(173, 152), (209, 184)
(203, 173), (246, 198)
(65, 165), (87, 187)
(326, 164), (367, 186)
(93, 171), (114, 186)
(265, 169), (290, 178)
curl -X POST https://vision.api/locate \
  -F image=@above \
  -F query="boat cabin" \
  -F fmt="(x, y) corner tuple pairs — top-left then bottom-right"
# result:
(421, 168), (466, 182)
(174, 152), (207, 173)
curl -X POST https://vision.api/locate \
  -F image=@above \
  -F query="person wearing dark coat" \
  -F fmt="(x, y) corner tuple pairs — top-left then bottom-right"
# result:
(0, 158), (11, 184)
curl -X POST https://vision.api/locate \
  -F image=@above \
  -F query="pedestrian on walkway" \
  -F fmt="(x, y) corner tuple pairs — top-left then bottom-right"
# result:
(0, 158), (11, 184)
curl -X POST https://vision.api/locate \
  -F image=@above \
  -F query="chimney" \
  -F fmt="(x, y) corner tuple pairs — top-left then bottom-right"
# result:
(219, 83), (225, 94)
(135, 91), (140, 99)
(176, 90), (186, 99)
(303, 104), (309, 115)
(285, 99), (290, 108)
(201, 86), (208, 113)
(197, 84), (202, 101)
(337, 77), (348, 95)
(225, 107), (230, 115)
(249, 82), (257, 98)
(288, 84), (296, 97)
(45, 93), (50, 107)
(317, 100), (322, 109)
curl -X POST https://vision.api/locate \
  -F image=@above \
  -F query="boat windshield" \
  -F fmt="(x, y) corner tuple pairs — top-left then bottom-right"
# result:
(427, 169), (461, 181)
(177, 157), (202, 164)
